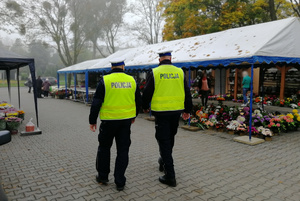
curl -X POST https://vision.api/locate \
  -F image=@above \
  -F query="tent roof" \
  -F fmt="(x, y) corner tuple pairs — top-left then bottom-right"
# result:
(123, 17), (300, 69)
(58, 17), (300, 73)
(57, 58), (105, 73)
(0, 47), (34, 70)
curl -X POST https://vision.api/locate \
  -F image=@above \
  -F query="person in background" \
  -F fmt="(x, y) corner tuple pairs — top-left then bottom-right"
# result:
(27, 77), (32, 93)
(142, 50), (193, 187)
(198, 71), (211, 107)
(36, 76), (43, 98)
(42, 79), (51, 97)
(242, 71), (251, 107)
(89, 58), (142, 191)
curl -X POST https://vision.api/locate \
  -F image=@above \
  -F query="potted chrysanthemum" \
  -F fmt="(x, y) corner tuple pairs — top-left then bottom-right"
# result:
(5, 117), (22, 134)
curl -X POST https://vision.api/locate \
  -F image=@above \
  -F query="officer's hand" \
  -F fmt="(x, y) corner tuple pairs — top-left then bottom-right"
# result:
(143, 109), (150, 113)
(90, 124), (97, 132)
(182, 113), (190, 120)
(131, 119), (135, 124)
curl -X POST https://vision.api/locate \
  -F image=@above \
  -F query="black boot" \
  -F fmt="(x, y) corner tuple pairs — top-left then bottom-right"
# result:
(96, 175), (109, 185)
(158, 157), (164, 172)
(159, 175), (177, 187)
(116, 185), (125, 191)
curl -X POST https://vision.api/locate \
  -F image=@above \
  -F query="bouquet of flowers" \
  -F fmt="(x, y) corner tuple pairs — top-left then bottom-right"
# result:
(248, 126), (259, 136)
(18, 110), (25, 120)
(5, 117), (22, 131)
(226, 120), (240, 131)
(257, 126), (273, 136)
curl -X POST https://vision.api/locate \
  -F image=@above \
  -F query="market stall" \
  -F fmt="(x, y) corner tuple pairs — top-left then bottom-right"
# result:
(57, 17), (300, 140)
(0, 47), (40, 134)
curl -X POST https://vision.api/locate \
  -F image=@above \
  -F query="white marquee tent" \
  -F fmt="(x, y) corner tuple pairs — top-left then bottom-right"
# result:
(57, 17), (300, 140)
(58, 17), (300, 73)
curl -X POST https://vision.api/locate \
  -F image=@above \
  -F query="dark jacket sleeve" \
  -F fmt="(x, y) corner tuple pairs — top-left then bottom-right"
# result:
(89, 79), (105, 124)
(142, 72), (154, 110)
(184, 77), (193, 113)
(135, 83), (142, 117)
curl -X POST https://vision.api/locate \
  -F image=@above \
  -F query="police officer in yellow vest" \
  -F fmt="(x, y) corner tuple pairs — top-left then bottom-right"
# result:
(142, 51), (193, 187)
(89, 58), (142, 191)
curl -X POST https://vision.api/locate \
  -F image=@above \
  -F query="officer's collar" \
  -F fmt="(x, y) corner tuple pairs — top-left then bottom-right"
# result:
(159, 59), (172, 66)
(111, 68), (125, 73)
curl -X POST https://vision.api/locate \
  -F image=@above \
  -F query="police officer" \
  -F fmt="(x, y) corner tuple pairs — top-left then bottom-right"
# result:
(142, 51), (193, 187)
(89, 58), (142, 191)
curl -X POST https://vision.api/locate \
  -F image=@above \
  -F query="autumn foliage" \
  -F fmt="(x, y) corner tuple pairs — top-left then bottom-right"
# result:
(159, 0), (295, 41)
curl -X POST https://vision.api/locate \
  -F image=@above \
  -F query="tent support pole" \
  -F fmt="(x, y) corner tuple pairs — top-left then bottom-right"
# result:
(188, 68), (191, 126)
(6, 70), (11, 103)
(85, 71), (89, 103)
(249, 63), (254, 141)
(65, 73), (67, 98)
(74, 73), (77, 100)
(57, 73), (60, 88)
(29, 61), (41, 131)
(279, 65), (286, 100)
(234, 68), (238, 100)
(17, 67), (21, 109)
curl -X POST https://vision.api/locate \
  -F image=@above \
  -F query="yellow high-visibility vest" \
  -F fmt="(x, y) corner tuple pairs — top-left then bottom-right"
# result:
(100, 73), (136, 120)
(151, 65), (185, 112)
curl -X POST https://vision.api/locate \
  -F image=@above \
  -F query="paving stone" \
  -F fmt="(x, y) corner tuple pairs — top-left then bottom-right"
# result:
(1, 88), (300, 201)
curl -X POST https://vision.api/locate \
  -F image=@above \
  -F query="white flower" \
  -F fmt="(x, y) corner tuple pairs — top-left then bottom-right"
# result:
(254, 110), (261, 114)
(290, 104), (298, 109)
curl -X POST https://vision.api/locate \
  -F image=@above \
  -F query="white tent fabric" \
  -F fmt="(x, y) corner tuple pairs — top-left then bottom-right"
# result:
(58, 17), (300, 73)
(57, 58), (105, 73)
(91, 17), (300, 71)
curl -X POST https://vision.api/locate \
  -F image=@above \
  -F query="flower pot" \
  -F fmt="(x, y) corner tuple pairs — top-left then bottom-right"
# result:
(18, 114), (25, 120)
(227, 130), (235, 135)
(10, 129), (18, 135)
(6, 121), (21, 131)
(264, 136), (272, 141)
(208, 127), (214, 131)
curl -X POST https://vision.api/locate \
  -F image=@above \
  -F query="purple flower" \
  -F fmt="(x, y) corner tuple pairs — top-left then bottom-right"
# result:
(243, 107), (250, 112)
(254, 119), (258, 123)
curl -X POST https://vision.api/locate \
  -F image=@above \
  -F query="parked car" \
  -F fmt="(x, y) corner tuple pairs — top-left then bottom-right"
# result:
(41, 77), (57, 86)
(24, 77), (57, 87)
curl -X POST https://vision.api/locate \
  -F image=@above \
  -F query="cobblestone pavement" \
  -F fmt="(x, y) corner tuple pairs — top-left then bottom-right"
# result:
(1, 88), (300, 201)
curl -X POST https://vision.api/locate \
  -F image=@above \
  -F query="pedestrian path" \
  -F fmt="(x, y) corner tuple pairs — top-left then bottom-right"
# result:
(1, 88), (300, 201)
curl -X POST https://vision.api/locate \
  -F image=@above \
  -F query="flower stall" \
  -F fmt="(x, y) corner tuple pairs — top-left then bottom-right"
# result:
(0, 101), (25, 134)
(183, 103), (300, 141)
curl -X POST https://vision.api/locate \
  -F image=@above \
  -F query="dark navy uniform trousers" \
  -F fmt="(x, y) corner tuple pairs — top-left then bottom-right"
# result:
(155, 114), (181, 179)
(96, 119), (132, 186)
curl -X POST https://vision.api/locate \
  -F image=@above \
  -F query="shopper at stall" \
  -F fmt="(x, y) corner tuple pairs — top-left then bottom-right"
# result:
(36, 76), (43, 98)
(42, 79), (51, 97)
(27, 77), (32, 93)
(89, 58), (142, 191)
(142, 50), (193, 187)
(242, 71), (251, 107)
(198, 71), (211, 107)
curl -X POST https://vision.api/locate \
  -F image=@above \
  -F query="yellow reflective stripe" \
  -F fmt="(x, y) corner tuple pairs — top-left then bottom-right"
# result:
(152, 96), (184, 101)
(101, 104), (136, 110)
(151, 102), (184, 107)
(101, 110), (135, 119)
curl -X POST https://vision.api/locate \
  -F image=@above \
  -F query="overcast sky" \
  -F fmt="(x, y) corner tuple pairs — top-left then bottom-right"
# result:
(0, 0), (149, 48)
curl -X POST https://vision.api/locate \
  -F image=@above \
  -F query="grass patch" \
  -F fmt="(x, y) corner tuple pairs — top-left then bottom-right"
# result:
(0, 80), (26, 88)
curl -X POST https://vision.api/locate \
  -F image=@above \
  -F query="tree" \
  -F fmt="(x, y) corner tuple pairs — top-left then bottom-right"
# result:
(130, 0), (164, 44)
(5, 0), (87, 67)
(160, 0), (295, 41)
(83, 0), (127, 57)
(159, 0), (223, 40)
(290, 0), (300, 16)
(28, 40), (51, 76)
